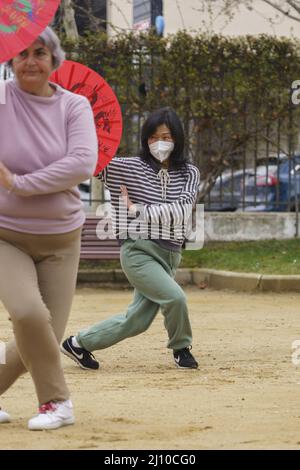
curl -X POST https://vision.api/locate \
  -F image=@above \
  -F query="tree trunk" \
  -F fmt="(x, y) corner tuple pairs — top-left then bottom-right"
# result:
(61, 0), (79, 41)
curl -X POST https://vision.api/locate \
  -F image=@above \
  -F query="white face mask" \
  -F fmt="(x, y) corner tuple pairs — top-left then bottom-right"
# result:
(149, 140), (174, 163)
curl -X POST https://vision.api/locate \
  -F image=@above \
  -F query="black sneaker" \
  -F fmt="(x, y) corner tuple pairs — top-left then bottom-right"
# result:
(61, 336), (99, 370)
(173, 347), (198, 369)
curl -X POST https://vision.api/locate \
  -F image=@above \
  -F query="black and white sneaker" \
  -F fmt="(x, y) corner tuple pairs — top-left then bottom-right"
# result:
(173, 347), (198, 369)
(61, 336), (99, 370)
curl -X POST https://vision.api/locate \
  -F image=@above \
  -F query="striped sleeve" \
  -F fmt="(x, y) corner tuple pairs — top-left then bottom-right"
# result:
(96, 157), (125, 189)
(143, 166), (200, 225)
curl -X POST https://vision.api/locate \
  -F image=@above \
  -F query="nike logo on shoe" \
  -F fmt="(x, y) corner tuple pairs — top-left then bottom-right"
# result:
(68, 341), (84, 360)
(61, 336), (100, 370)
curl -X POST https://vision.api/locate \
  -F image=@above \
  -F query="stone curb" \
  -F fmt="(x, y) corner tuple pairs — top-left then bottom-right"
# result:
(77, 269), (300, 292)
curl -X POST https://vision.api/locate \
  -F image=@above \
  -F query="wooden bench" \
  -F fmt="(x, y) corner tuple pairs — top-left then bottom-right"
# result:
(80, 216), (120, 260)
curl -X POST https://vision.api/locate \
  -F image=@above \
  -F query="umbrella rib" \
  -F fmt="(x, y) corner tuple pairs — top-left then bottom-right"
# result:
(97, 134), (120, 143)
(66, 64), (75, 90)
(93, 82), (106, 93)
(93, 100), (119, 112)
(103, 119), (122, 125)
(75, 71), (92, 94)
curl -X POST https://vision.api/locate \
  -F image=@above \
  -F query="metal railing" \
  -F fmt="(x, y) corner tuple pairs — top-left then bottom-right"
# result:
(2, 62), (299, 213)
(0, 63), (13, 80)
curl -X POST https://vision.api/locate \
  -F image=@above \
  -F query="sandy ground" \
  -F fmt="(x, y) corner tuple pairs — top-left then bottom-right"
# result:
(1, 287), (300, 450)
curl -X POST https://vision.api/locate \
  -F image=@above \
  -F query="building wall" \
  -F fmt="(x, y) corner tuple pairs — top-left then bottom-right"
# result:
(107, 0), (300, 38)
(107, 0), (133, 36)
(164, 0), (300, 37)
(204, 212), (299, 241)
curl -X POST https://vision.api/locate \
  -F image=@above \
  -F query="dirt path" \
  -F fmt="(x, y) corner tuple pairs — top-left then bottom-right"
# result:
(1, 287), (300, 450)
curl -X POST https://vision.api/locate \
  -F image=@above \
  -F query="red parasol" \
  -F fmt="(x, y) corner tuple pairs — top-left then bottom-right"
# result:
(0, 0), (61, 63)
(50, 60), (123, 175)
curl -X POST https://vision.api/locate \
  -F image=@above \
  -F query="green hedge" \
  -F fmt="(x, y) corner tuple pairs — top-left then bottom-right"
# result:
(62, 31), (300, 176)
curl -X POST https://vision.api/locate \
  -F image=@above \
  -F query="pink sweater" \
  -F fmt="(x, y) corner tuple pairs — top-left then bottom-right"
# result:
(0, 79), (98, 233)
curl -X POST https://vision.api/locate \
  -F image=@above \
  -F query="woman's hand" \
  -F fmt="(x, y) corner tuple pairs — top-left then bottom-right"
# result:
(120, 185), (134, 209)
(0, 163), (14, 191)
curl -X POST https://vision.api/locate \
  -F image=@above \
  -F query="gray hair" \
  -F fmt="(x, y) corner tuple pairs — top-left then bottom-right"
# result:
(8, 26), (65, 70)
(38, 27), (65, 69)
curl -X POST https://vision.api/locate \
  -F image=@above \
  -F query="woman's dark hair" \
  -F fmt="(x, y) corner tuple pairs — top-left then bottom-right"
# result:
(140, 107), (188, 169)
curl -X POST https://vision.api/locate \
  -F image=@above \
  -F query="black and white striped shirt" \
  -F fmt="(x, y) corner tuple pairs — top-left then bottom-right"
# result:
(97, 156), (200, 251)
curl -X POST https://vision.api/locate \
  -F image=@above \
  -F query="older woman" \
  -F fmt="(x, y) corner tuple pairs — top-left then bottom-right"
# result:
(0, 27), (98, 430)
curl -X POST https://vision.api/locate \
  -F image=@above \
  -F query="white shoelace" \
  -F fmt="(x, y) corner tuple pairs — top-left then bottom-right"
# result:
(157, 168), (170, 201)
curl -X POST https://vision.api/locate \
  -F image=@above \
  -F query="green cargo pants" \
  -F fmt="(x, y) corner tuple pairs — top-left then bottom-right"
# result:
(77, 239), (193, 351)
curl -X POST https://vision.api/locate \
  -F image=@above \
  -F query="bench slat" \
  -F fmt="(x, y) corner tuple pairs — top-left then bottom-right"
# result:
(80, 217), (120, 260)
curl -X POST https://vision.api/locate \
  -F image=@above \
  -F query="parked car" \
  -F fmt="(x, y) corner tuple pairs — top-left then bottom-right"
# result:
(204, 165), (277, 211)
(78, 179), (111, 210)
(79, 179), (91, 207)
(243, 156), (300, 211)
(204, 169), (253, 211)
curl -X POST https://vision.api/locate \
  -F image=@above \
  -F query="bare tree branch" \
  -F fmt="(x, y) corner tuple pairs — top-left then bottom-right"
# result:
(194, 0), (300, 25)
(175, 0), (186, 29)
(108, 0), (132, 29)
(285, 0), (300, 16)
(262, 0), (300, 22)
